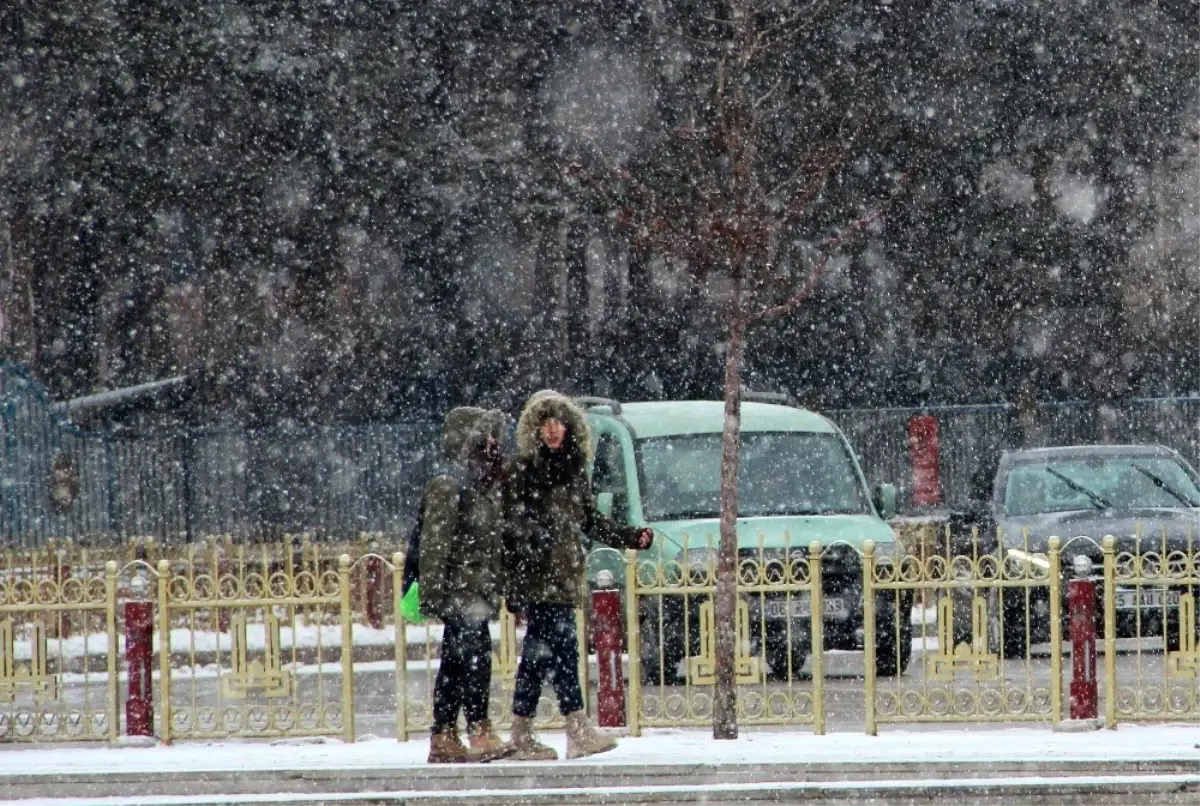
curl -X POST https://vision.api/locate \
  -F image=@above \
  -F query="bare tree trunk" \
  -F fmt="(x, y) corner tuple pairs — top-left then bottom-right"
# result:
(565, 215), (590, 373)
(534, 210), (564, 388)
(713, 302), (745, 740)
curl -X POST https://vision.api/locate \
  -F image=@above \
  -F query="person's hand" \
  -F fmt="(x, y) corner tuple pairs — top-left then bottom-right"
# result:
(636, 528), (654, 550)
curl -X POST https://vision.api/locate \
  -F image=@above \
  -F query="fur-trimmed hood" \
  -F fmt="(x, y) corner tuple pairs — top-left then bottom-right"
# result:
(514, 391), (592, 461)
(442, 406), (508, 462)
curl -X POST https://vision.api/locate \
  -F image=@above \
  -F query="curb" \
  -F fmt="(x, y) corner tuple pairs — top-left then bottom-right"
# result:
(6, 774), (1200, 806)
(3, 759), (1199, 801)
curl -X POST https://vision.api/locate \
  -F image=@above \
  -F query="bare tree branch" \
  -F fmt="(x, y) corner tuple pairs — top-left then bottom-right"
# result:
(756, 169), (914, 321)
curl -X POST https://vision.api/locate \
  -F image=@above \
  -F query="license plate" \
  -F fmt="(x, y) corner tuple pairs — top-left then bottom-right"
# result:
(1115, 587), (1180, 610)
(760, 595), (847, 620)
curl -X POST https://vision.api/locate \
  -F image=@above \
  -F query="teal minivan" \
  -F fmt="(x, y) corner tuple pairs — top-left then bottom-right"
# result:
(580, 397), (912, 680)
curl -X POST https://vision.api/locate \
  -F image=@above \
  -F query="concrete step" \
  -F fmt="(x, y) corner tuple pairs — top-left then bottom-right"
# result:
(4, 759), (1198, 801)
(9, 773), (1199, 805)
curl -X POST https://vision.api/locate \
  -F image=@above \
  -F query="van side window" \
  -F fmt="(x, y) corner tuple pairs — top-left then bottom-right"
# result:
(592, 434), (627, 494)
(592, 434), (630, 521)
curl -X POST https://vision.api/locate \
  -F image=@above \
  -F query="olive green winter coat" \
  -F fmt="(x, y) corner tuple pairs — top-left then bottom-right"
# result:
(503, 392), (644, 608)
(418, 406), (509, 621)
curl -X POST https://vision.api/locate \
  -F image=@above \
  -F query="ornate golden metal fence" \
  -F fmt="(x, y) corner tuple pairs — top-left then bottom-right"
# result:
(0, 559), (118, 742)
(623, 536), (824, 736)
(864, 537), (1063, 734)
(154, 553), (353, 741)
(4, 531), (1198, 744)
(1102, 533), (1200, 725)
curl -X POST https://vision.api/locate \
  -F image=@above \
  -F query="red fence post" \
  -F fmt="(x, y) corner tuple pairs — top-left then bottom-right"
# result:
(365, 555), (383, 630)
(591, 571), (625, 728)
(1068, 574), (1098, 720)
(125, 601), (155, 737)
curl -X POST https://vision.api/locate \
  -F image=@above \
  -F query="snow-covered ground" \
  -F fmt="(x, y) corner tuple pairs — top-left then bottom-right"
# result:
(13, 622), (462, 661)
(0, 724), (1196, 777)
(19, 608), (940, 661)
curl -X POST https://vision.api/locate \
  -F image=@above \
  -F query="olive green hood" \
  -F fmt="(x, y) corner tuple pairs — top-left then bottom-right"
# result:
(442, 406), (508, 462)
(515, 391), (593, 462)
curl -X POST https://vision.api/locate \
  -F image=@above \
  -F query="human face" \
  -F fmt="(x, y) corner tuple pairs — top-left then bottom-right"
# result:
(538, 417), (566, 450)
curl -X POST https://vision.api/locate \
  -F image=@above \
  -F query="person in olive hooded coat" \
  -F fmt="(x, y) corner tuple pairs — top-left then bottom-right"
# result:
(420, 406), (511, 763)
(503, 391), (652, 760)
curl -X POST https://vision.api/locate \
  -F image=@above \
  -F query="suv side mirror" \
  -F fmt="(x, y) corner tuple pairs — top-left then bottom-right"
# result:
(595, 491), (614, 518)
(873, 483), (897, 520)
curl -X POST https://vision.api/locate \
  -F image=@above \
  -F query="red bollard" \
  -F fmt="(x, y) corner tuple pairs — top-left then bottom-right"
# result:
(365, 555), (384, 630)
(125, 601), (155, 736)
(1068, 575), (1098, 720)
(590, 573), (625, 728)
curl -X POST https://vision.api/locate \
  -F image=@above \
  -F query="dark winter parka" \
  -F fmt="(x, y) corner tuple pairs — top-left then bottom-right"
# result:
(503, 391), (644, 608)
(418, 406), (509, 622)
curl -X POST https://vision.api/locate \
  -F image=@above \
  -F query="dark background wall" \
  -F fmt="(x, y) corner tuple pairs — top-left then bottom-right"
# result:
(1, 1), (1196, 427)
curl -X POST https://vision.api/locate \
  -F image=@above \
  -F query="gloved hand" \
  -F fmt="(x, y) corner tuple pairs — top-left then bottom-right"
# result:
(636, 528), (654, 550)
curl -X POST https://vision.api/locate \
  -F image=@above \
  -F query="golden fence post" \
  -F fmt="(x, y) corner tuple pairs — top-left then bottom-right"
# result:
(623, 549), (641, 738)
(156, 559), (172, 743)
(1102, 535), (1117, 729)
(393, 551), (408, 742)
(809, 541), (824, 736)
(339, 554), (355, 743)
(862, 540), (877, 737)
(1047, 537), (1062, 726)
(105, 560), (119, 742)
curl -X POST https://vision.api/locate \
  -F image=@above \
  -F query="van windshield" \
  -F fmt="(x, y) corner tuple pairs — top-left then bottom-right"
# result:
(637, 431), (870, 521)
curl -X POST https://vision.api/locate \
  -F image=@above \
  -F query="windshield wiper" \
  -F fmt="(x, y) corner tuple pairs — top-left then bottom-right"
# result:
(1045, 467), (1111, 511)
(1132, 464), (1200, 508)
(651, 510), (720, 521)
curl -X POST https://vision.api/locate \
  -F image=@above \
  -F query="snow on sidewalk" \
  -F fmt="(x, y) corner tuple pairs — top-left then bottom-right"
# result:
(0, 724), (1197, 777)
(12, 623), (459, 661)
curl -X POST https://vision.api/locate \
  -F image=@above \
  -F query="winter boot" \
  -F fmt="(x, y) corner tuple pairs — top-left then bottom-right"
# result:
(565, 710), (617, 760)
(427, 725), (470, 764)
(506, 714), (558, 761)
(466, 719), (512, 762)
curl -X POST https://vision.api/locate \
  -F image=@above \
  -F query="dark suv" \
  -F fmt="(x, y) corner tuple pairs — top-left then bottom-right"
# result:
(982, 444), (1200, 654)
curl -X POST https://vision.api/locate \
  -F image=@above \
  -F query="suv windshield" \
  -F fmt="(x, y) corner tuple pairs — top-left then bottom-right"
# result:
(638, 431), (870, 520)
(1004, 455), (1200, 516)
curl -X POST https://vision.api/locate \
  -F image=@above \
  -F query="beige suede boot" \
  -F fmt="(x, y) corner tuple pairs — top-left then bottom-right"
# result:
(565, 710), (617, 759)
(506, 714), (558, 761)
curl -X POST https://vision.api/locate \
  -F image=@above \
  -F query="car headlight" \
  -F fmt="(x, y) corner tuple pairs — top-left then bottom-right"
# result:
(1005, 547), (1050, 570)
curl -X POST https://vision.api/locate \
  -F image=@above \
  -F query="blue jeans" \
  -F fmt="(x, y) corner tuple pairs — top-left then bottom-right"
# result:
(511, 603), (584, 718)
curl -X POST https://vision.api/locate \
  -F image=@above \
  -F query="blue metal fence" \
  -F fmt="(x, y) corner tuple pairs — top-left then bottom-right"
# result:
(1, 363), (440, 545)
(828, 397), (1200, 511)
(3, 362), (1197, 546)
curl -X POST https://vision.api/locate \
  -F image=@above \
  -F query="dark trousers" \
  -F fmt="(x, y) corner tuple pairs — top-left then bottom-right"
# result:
(432, 616), (492, 732)
(512, 603), (584, 718)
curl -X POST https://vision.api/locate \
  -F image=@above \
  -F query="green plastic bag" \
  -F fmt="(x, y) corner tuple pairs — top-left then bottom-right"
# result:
(400, 579), (424, 624)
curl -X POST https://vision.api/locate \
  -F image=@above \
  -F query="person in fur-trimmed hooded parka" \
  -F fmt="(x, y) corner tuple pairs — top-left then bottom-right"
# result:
(503, 390), (652, 760)
(421, 406), (512, 764)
